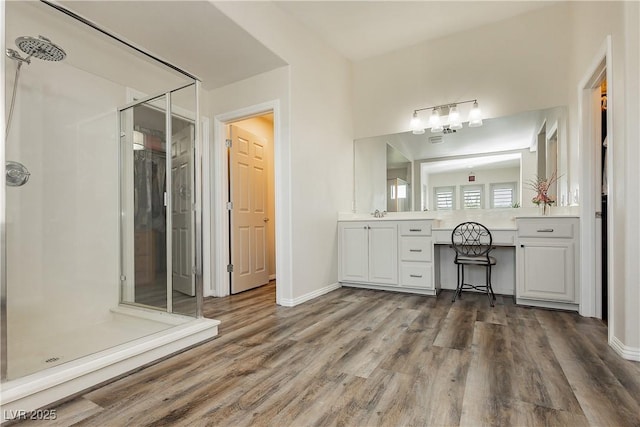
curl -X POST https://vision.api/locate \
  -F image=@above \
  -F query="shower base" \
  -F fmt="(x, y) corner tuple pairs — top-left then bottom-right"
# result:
(1, 308), (219, 422)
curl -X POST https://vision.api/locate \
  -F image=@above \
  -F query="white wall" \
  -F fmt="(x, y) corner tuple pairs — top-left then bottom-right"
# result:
(353, 3), (572, 139)
(211, 2), (354, 302)
(232, 116), (276, 278)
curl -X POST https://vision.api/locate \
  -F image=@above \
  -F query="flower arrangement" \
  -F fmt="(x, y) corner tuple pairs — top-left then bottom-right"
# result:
(528, 172), (559, 213)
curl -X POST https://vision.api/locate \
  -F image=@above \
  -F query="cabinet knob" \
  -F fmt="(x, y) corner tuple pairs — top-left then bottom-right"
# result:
(520, 244), (525, 248)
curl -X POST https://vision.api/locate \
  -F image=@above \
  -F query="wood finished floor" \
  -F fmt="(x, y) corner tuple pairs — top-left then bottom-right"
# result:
(15, 283), (640, 427)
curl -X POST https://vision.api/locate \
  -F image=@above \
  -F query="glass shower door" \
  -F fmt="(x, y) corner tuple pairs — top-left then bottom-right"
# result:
(119, 85), (197, 316)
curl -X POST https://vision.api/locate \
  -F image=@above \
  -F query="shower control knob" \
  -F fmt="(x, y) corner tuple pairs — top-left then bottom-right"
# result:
(6, 161), (30, 187)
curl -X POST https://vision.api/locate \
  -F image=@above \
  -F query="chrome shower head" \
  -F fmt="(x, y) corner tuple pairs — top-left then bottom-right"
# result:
(5, 48), (31, 64)
(15, 35), (66, 62)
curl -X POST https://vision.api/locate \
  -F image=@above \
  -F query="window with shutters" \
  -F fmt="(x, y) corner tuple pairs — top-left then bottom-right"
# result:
(434, 186), (455, 210)
(490, 182), (517, 208)
(461, 185), (484, 209)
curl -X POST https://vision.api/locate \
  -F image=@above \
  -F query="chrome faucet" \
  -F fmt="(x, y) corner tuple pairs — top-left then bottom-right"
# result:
(372, 209), (387, 218)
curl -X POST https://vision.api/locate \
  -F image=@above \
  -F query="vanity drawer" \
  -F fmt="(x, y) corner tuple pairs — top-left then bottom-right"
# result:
(518, 220), (575, 238)
(400, 262), (433, 289)
(399, 221), (432, 236)
(400, 237), (432, 261)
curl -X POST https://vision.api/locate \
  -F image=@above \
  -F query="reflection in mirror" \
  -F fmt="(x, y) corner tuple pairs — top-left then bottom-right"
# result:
(354, 106), (567, 213)
(386, 144), (411, 212)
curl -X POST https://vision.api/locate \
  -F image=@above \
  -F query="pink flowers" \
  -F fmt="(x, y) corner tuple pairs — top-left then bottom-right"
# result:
(528, 172), (559, 206)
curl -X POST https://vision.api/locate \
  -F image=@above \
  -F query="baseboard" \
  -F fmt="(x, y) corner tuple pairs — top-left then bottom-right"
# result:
(610, 336), (640, 361)
(279, 282), (341, 307)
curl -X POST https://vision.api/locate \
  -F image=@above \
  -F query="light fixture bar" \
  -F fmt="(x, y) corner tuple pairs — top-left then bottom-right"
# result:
(410, 99), (482, 134)
(412, 99), (478, 115)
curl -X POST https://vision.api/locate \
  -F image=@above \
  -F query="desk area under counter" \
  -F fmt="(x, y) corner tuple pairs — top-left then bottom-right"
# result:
(337, 210), (580, 311)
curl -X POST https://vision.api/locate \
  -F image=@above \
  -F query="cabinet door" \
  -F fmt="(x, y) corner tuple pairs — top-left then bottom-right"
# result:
(339, 223), (369, 282)
(518, 240), (575, 302)
(368, 223), (398, 285)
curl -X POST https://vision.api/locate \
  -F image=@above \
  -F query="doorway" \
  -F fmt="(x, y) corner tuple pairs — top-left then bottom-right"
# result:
(597, 80), (609, 322)
(226, 115), (276, 294)
(579, 36), (613, 324)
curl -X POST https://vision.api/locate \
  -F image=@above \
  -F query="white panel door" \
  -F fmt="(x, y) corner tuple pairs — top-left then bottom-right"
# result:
(172, 125), (195, 296)
(230, 125), (269, 294)
(368, 223), (398, 285)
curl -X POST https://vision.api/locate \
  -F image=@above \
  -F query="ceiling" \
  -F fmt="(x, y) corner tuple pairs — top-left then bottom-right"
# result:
(55, 1), (557, 90)
(272, 1), (557, 61)
(59, 1), (287, 90)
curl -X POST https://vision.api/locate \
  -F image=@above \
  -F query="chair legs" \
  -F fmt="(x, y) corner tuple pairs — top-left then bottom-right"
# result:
(452, 263), (464, 302)
(452, 263), (496, 307)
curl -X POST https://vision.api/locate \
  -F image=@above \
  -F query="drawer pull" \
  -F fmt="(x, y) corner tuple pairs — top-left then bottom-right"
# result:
(409, 228), (422, 232)
(537, 228), (554, 232)
(409, 274), (423, 278)
(409, 249), (422, 252)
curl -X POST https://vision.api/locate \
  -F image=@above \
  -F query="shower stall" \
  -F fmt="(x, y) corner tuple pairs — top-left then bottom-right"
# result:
(1, 1), (218, 417)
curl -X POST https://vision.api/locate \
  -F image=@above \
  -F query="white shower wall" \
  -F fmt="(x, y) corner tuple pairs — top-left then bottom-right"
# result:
(6, 57), (124, 339)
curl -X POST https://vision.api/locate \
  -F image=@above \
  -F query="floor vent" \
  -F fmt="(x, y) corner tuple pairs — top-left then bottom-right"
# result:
(45, 357), (61, 363)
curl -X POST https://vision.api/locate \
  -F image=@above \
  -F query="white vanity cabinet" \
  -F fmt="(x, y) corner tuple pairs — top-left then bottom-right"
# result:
(338, 221), (398, 285)
(398, 221), (434, 290)
(515, 217), (580, 310)
(338, 219), (436, 295)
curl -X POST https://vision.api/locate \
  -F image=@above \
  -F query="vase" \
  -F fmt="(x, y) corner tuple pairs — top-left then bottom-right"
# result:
(539, 203), (551, 216)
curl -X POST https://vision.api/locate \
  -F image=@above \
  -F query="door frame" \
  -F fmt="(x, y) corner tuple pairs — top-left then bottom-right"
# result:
(578, 36), (614, 331)
(210, 100), (285, 304)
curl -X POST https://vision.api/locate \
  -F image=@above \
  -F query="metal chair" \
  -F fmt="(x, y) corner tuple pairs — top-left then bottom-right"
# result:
(451, 222), (497, 306)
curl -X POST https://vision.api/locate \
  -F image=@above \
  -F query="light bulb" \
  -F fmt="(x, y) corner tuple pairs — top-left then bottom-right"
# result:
(429, 108), (442, 132)
(448, 105), (462, 130)
(410, 111), (425, 135)
(468, 101), (483, 127)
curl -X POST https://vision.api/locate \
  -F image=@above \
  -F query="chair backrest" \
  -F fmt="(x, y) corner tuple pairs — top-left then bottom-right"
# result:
(451, 222), (493, 257)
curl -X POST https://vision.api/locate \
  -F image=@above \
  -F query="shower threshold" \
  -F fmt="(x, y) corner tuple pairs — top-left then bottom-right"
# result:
(1, 312), (220, 423)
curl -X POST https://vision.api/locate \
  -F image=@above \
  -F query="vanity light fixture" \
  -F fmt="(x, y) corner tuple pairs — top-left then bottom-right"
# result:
(410, 99), (482, 134)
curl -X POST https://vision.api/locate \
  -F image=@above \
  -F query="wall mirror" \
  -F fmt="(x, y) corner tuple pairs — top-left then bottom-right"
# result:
(354, 106), (568, 213)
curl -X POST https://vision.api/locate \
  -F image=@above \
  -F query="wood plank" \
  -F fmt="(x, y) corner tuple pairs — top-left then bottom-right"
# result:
(460, 322), (515, 426)
(14, 398), (103, 427)
(412, 346), (472, 426)
(507, 316), (583, 413)
(433, 306), (477, 350)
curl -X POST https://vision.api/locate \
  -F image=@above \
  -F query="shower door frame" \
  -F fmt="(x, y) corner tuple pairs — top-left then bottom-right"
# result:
(117, 81), (203, 317)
